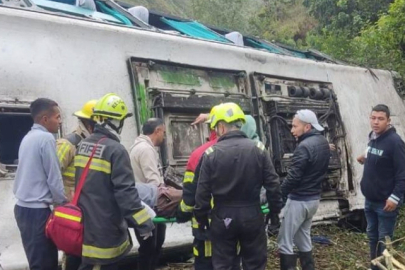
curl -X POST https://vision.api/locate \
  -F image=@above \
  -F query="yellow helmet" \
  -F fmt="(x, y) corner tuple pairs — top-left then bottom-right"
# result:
(205, 104), (223, 128)
(73, 99), (98, 120)
(92, 93), (132, 121)
(210, 102), (246, 129)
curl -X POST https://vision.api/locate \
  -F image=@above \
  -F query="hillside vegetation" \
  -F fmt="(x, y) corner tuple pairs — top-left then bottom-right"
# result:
(123, 0), (405, 78)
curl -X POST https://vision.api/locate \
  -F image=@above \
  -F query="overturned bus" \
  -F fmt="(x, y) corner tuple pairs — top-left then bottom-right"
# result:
(1, 0), (405, 268)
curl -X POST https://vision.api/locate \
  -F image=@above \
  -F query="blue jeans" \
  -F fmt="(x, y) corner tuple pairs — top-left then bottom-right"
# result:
(364, 199), (399, 262)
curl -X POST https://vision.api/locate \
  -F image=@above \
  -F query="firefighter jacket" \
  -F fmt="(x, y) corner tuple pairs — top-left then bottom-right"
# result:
(56, 125), (88, 201)
(179, 139), (218, 240)
(74, 125), (154, 265)
(194, 130), (283, 225)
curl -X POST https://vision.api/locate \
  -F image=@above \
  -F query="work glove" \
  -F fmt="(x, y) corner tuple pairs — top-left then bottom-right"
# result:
(140, 231), (153, 240)
(266, 213), (280, 237)
(175, 206), (192, 223)
(195, 214), (210, 231)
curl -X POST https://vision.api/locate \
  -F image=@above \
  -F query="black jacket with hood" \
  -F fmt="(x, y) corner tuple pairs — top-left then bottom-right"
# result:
(361, 127), (405, 203)
(281, 129), (330, 200)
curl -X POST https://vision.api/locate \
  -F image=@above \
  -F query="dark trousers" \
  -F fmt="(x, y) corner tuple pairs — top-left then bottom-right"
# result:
(210, 205), (266, 270)
(78, 263), (118, 270)
(14, 205), (58, 270)
(134, 223), (166, 270)
(65, 255), (82, 270)
(193, 238), (241, 270)
(365, 199), (399, 269)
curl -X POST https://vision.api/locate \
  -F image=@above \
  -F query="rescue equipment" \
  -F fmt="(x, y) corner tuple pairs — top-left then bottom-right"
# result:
(45, 137), (106, 256)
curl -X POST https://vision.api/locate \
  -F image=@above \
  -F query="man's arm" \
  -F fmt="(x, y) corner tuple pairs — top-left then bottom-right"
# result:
(179, 158), (203, 214)
(262, 151), (282, 215)
(111, 147), (154, 235)
(281, 145), (310, 198)
(387, 140), (405, 207)
(41, 139), (67, 204)
(194, 153), (213, 227)
(56, 139), (75, 172)
(136, 148), (162, 186)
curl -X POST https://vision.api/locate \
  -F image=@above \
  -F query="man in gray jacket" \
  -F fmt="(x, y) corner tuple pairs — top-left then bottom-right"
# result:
(130, 118), (166, 270)
(13, 98), (67, 270)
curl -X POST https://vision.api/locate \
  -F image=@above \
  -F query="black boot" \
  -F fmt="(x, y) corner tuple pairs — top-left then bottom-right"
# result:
(279, 253), (297, 270)
(299, 251), (315, 270)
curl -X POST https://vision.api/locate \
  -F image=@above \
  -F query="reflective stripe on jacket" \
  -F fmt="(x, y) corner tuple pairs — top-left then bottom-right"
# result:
(57, 132), (83, 200)
(75, 125), (154, 265)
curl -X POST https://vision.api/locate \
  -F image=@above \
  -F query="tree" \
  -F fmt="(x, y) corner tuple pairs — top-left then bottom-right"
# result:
(352, 0), (405, 75)
(249, 0), (317, 46)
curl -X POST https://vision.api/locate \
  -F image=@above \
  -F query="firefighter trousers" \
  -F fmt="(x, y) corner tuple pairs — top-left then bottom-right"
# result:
(78, 263), (118, 270)
(134, 223), (166, 270)
(193, 238), (241, 270)
(210, 205), (266, 270)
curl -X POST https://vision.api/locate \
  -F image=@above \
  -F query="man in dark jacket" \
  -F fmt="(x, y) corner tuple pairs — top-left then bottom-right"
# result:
(194, 102), (282, 270)
(277, 109), (330, 270)
(357, 104), (405, 270)
(75, 93), (154, 270)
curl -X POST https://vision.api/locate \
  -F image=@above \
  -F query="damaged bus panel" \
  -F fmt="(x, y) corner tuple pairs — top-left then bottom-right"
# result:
(251, 73), (352, 201)
(130, 59), (251, 178)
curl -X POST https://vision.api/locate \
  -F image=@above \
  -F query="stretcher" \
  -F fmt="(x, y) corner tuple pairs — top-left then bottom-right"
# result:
(152, 205), (270, 223)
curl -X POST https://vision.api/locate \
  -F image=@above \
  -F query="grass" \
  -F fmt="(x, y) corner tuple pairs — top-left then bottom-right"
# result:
(163, 208), (405, 270)
(266, 225), (370, 270)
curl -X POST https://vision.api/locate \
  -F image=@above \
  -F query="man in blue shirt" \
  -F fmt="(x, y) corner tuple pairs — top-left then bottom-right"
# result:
(13, 98), (67, 270)
(358, 104), (405, 270)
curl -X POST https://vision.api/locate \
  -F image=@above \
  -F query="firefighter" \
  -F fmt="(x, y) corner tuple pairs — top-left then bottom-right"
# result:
(74, 93), (154, 270)
(177, 106), (266, 270)
(57, 99), (97, 201)
(176, 105), (221, 270)
(57, 100), (97, 270)
(194, 102), (283, 270)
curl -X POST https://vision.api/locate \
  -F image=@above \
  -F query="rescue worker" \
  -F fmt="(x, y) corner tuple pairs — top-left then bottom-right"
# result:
(56, 100), (97, 270)
(74, 93), (154, 270)
(57, 99), (97, 202)
(277, 109), (329, 270)
(176, 105), (221, 270)
(176, 106), (262, 270)
(129, 118), (166, 270)
(194, 103), (283, 270)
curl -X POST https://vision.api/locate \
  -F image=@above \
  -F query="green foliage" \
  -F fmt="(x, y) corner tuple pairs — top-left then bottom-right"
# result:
(249, 0), (317, 46)
(189, 0), (254, 33)
(305, 0), (393, 37)
(351, 0), (405, 74)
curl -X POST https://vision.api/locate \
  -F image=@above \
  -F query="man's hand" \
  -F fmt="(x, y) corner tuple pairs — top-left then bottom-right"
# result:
(357, 154), (366, 165)
(266, 213), (280, 237)
(140, 231), (153, 240)
(384, 200), (397, 212)
(175, 206), (192, 223)
(329, 144), (336, 151)
(191, 113), (209, 126)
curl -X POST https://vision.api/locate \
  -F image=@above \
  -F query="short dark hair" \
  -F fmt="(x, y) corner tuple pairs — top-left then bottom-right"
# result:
(30, 98), (59, 121)
(142, 118), (164, 135)
(372, 104), (390, 118)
